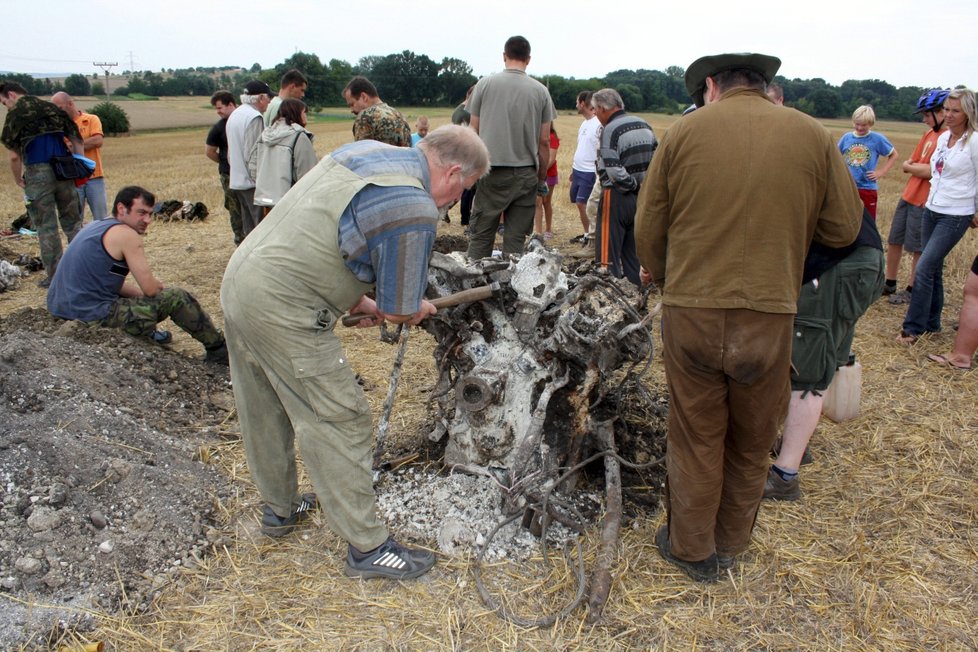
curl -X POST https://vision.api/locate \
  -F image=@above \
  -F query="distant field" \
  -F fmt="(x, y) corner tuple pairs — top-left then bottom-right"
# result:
(1, 94), (926, 140)
(16, 96), (457, 132)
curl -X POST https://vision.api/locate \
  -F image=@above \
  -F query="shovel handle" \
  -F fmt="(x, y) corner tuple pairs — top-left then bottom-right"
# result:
(341, 283), (497, 327)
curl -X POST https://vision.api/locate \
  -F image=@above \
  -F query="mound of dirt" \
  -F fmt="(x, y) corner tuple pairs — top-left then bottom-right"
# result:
(0, 308), (235, 649)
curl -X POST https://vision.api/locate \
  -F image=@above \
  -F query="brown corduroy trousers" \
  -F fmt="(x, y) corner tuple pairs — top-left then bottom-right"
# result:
(661, 305), (793, 562)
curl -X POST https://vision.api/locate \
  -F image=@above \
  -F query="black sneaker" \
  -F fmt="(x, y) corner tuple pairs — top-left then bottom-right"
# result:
(654, 525), (719, 583)
(881, 284), (897, 296)
(763, 467), (801, 501)
(152, 330), (172, 344)
(345, 537), (436, 580)
(204, 342), (229, 365)
(569, 233), (587, 243)
(261, 493), (318, 537)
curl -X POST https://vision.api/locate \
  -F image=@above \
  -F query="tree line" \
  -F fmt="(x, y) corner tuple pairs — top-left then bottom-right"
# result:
(3, 51), (937, 121)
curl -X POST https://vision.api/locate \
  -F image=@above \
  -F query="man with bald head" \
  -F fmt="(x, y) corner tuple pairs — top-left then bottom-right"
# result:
(52, 91), (107, 221)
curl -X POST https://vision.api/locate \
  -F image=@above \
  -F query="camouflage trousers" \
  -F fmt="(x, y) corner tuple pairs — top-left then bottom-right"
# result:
(100, 287), (224, 348)
(24, 163), (82, 279)
(219, 173), (244, 245)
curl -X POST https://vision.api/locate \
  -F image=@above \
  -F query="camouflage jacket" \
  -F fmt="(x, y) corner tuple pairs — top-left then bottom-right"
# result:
(352, 102), (411, 147)
(1, 95), (81, 155)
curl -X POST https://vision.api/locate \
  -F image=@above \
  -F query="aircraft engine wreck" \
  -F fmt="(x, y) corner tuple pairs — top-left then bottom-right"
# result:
(421, 238), (653, 487)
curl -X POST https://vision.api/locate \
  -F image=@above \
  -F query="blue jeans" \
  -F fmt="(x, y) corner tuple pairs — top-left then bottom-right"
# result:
(76, 176), (108, 222)
(901, 209), (973, 336)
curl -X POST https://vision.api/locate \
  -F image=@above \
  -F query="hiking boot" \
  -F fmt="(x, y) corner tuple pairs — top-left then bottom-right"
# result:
(654, 525), (719, 583)
(151, 330), (172, 345)
(718, 555), (735, 571)
(345, 537), (436, 580)
(204, 341), (229, 365)
(763, 467), (801, 501)
(881, 284), (897, 296)
(261, 493), (319, 537)
(888, 290), (912, 305)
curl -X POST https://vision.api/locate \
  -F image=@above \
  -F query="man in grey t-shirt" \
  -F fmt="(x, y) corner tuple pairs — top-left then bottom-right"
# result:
(465, 36), (556, 259)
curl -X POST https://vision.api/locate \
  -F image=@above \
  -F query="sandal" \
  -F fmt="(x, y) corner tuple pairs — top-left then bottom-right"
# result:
(896, 330), (918, 345)
(926, 353), (971, 370)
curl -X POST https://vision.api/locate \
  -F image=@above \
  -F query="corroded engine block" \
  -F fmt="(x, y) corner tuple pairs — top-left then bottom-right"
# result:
(422, 238), (652, 478)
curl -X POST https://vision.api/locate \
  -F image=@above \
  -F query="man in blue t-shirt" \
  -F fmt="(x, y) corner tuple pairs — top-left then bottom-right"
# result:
(0, 82), (84, 287)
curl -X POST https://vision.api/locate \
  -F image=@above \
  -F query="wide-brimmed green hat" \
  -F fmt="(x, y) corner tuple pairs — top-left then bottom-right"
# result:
(685, 53), (781, 107)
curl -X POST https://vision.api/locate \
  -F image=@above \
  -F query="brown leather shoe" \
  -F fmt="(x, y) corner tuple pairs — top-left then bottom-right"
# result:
(655, 525), (719, 583)
(763, 466), (801, 501)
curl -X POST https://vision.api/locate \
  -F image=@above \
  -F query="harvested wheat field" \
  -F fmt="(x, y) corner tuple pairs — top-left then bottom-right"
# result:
(1, 105), (977, 651)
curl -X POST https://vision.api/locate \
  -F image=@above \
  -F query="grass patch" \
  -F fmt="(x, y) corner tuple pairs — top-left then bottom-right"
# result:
(113, 93), (160, 101)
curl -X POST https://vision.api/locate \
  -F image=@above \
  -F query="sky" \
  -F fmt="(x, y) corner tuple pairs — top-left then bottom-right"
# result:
(2, 0), (975, 92)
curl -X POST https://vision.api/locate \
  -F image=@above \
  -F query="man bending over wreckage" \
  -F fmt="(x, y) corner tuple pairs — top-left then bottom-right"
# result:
(221, 125), (489, 579)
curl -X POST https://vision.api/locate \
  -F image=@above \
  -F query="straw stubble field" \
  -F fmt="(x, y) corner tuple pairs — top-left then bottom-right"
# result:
(1, 100), (976, 650)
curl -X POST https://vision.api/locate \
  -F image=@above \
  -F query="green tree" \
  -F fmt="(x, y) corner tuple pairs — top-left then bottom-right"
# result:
(91, 101), (129, 134)
(665, 65), (685, 80)
(810, 88), (843, 118)
(91, 82), (105, 97)
(355, 55), (384, 78)
(125, 75), (148, 95)
(325, 59), (354, 105)
(141, 71), (166, 95)
(618, 84), (645, 111)
(64, 74), (91, 96)
(371, 50), (439, 105)
(0, 73), (51, 95)
(437, 57), (476, 105)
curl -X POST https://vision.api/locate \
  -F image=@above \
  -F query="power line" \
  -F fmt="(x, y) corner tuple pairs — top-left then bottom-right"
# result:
(0, 51), (98, 65)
